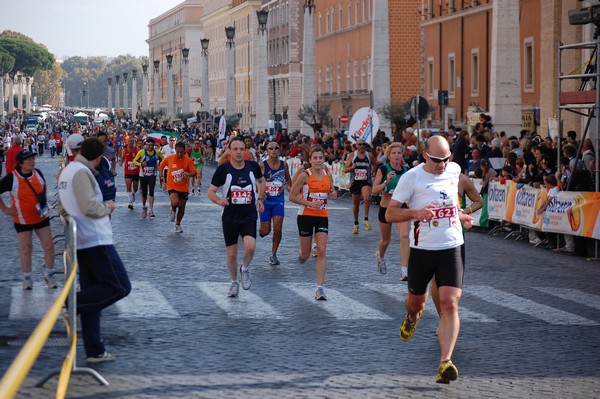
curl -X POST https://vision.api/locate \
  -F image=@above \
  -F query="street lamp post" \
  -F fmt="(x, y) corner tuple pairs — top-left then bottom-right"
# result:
(153, 60), (160, 113)
(141, 64), (149, 112)
(255, 9), (269, 134)
(131, 69), (138, 123)
(301, 0), (317, 135)
(225, 26), (236, 116)
(166, 54), (174, 116)
(201, 38), (210, 120)
(0, 74), (4, 122)
(181, 47), (190, 115)
(107, 77), (113, 110)
(8, 75), (13, 118)
(123, 72), (129, 117)
(115, 75), (120, 110)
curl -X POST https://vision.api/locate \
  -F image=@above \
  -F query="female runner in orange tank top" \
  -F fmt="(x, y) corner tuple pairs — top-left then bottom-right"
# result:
(289, 146), (337, 300)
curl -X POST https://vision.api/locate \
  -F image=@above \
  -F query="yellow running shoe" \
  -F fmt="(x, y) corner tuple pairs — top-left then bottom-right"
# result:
(436, 360), (458, 384)
(352, 224), (359, 234)
(399, 310), (423, 341)
(364, 220), (372, 230)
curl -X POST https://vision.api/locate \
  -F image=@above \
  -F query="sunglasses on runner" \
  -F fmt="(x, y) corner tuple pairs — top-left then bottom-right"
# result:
(267, 146), (279, 150)
(426, 152), (451, 163)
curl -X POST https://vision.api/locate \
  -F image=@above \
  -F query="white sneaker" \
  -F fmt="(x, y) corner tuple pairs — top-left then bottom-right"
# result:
(87, 351), (116, 363)
(376, 251), (387, 275)
(170, 208), (176, 222)
(175, 224), (183, 233)
(529, 237), (542, 245)
(228, 281), (240, 298)
(239, 266), (251, 290)
(311, 243), (318, 257)
(44, 273), (58, 289)
(23, 277), (33, 290)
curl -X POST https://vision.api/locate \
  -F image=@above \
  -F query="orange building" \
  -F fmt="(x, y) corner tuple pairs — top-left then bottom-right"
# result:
(421, 0), (588, 136)
(314, 0), (421, 131)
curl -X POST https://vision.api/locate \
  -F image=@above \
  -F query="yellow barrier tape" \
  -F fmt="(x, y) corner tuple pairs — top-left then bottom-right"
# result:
(56, 331), (77, 398)
(0, 264), (78, 399)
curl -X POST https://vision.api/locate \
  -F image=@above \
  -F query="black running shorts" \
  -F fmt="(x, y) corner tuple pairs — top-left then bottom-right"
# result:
(407, 246), (464, 295)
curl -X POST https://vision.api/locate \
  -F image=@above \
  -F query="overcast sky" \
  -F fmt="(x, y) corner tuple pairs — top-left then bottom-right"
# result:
(0, 0), (183, 59)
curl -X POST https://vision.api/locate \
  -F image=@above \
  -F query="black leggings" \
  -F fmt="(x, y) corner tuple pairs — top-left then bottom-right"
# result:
(140, 176), (156, 198)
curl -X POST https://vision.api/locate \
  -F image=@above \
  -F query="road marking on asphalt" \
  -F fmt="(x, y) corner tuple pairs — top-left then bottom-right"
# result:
(280, 283), (393, 320)
(466, 285), (598, 325)
(363, 283), (497, 323)
(115, 281), (180, 318)
(197, 282), (285, 319)
(533, 287), (600, 311)
(9, 285), (61, 320)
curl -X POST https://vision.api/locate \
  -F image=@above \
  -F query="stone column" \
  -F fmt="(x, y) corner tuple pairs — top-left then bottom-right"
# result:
(123, 72), (129, 117)
(107, 77), (113, 110)
(8, 75), (14, 116)
(131, 70), (138, 123)
(182, 48), (190, 114)
(153, 61), (160, 113)
(166, 55), (174, 116)
(141, 64), (149, 112)
(0, 75), (4, 122)
(201, 40), (210, 118)
(370, 0), (392, 135)
(17, 76), (23, 115)
(226, 29), (236, 116)
(255, 10), (269, 133)
(25, 77), (31, 114)
(301, 0), (316, 136)
(115, 75), (121, 110)
(489, 0), (522, 134)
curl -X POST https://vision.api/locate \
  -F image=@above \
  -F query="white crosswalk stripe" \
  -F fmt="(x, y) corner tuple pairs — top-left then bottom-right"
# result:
(362, 283), (497, 323)
(9, 285), (61, 320)
(197, 282), (285, 319)
(5, 281), (598, 325)
(466, 285), (598, 325)
(115, 281), (180, 318)
(533, 287), (600, 311)
(280, 283), (393, 320)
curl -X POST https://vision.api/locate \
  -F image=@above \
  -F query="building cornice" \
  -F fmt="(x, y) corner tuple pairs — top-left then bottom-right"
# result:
(420, 3), (493, 28)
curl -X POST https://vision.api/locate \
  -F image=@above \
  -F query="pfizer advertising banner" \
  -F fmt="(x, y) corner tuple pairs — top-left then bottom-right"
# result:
(348, 107), (379, 144)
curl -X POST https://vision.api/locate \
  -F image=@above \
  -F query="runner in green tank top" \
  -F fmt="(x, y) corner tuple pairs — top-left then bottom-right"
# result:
(189, 139), (204, 196)
(372, 142), (410, 279)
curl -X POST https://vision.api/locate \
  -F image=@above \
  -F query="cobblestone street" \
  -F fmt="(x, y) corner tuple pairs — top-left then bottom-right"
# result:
(1, 156), (599, 398)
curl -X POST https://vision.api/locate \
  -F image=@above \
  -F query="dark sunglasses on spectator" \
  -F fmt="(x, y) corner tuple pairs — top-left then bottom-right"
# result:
(357, 143), (365, 146)
(268, 146), (279, 150)
(426, 152), (451, 163)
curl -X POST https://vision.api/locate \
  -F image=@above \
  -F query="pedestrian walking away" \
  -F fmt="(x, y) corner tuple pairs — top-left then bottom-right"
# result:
(343, 138), (376, 234)
(385, 135), (474, 384)
(259, 141), (292, 266)
(207, 136), (266, 298)
(289, 145), (337, 300)
(371, 142), (410, 279)
(133, 139), (164, 218)
(0, 149), (56, 290)
(57, 137), (131, 363)
(159, 142), (197, 233)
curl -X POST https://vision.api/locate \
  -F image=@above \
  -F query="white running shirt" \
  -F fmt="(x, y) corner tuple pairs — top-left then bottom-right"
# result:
(391, 162), (464, 250)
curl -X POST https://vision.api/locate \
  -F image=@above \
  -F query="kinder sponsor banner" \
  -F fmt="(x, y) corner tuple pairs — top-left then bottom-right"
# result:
(348, 107), (379, 144)
(286, 158), (351, 190)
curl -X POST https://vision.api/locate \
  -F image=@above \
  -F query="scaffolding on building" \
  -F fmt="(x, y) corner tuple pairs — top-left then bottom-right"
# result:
(558, 37), (600, 258)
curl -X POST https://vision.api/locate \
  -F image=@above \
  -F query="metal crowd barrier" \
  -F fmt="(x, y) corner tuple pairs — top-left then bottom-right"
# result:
(0, 216), (108, 399)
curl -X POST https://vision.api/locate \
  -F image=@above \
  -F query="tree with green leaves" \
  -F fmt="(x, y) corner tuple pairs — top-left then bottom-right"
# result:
(378, 100), (419, 141)
(0, 32), (54, 77)
(298, 101), (331, 132)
